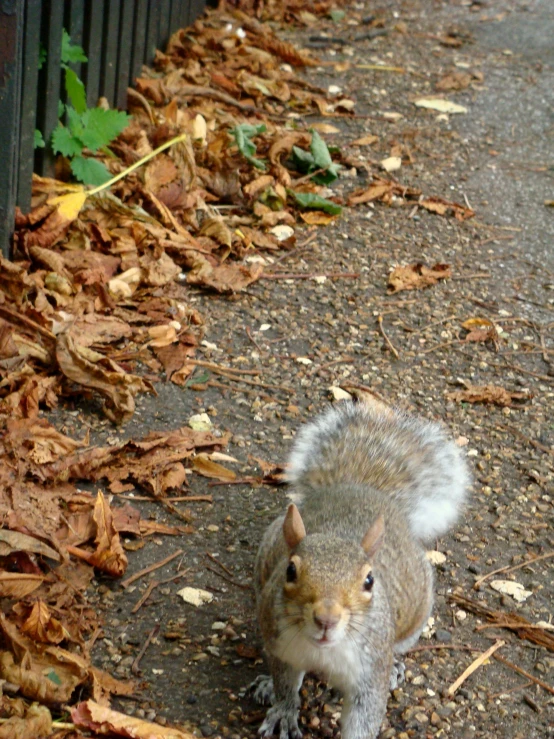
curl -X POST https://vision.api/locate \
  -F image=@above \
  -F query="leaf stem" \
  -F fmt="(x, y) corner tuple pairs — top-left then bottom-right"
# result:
(87, 132), (188, 196)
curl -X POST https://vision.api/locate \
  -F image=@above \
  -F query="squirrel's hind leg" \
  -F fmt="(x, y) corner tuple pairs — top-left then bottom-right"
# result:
(257, 657), (304, 739)
(389, 659), (406, 690)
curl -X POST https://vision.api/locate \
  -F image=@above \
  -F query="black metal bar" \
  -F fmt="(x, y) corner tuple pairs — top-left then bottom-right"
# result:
(65, 0), (85, 79)
(157, 0), (171, 52)
(0, 0), (24, 258)
(36, 0), (64, 176)
(82, 0), (103, 106)
(114, 0), (134, 108)
(169, 0), (181, 36)
(18, 0), (42, 214)
(130, 0), (148, 82)
(144, 0), (161, 64)
(100, 0), (120, 102)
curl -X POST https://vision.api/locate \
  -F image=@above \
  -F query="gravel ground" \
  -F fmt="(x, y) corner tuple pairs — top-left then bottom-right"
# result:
(69, 1), (554, 737)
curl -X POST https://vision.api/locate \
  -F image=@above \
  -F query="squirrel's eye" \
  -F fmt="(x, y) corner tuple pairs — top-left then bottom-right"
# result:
(286, 561), (297, 583)
(363, 572), (374, 592)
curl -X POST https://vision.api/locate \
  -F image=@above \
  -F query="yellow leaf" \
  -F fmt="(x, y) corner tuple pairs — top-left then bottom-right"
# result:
(50, 189), (87, 220)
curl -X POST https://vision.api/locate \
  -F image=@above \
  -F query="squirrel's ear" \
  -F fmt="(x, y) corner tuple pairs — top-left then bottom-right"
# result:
(361, 515), (385, 557)
(283, 503), (306, 549)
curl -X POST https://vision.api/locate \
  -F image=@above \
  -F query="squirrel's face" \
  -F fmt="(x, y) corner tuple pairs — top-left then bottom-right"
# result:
(274, 504), (385, 650)
(280, 535), (377, 648)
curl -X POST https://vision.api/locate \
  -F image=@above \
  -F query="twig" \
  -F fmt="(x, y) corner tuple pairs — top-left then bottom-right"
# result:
(291, 167), (327, 186)
(119, 494), (213, 503)
(245, 326), (264, 352)
(489, 680), (534, 700)
(121, 549), (184, 589)
(206, 565), (251, 590)
(205, 551), (234, 576)
(131, 624), (160, 676)
(190, 359), (260, 375)
(447, 640), (505, 695)
(177, 84), (264, 112)
(473, 551), (554, 590)
(132, 579), (159, 613)
(493, 654), (554, 696)
(377, 315), (400, 359)
(410, 314), (457, 335)
(408, 643), (480, 654)
(127, 87), (155, 124)
(420, 339), (461, 354)
(262, 271), (359, 281)
(451, 273), (491, 281)
(206, 372), (294, 395)
(500, 424), (554, 456)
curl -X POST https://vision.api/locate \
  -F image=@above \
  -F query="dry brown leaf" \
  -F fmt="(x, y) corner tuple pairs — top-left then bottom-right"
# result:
(88, 491), (128, 578)
(0, 529), (60, 561)
(72, 699), (195, 738)
(461, 317), (500, 346)
(448, 384), (533, 407)
(299, 211), (337, 225)
(56, 329), (154, 424)
(20, 600), (67, 644)
(0, 703), (52, 739)
(436, 71), (473, 91)
(388, 263), (452, 293)
(185, 254), (264, 293)
(0, 572), (45, 598)
(191, 454), (237, 481)
(350, 134), (379, 146)
(419, 196), (474, 221)
(199, 217), (233, 247)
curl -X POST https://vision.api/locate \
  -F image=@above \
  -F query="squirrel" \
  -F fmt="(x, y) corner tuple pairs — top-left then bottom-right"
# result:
(252, 398), (469, 739)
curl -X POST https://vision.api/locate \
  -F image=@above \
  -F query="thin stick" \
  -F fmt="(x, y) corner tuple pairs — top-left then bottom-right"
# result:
(121, 549), (183, 589)
(377, 315), (400, 359)
(447, 640), (505, 695)
(190, 360), (260, 376)
(207, 379), (287, 404)
(132, 579), (158, 613)
(489, 680), (534, 700)
(205, 551), (234, 576)
(410, 314), (457, 335)
(420, 339), (461, 354)
(493, 654), (554, 696)
(451, 273), (491, 281)
(291, 167), (327, 187)
(119, 494), (213, 503)
(131, 624), (160, 676)
(473, 551), (554, 590)
(206, 565), (251, 590)
(500, 424), (554, 456)
(262, 271), (359, 281)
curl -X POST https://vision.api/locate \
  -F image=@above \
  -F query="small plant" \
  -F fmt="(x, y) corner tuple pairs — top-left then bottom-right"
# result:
(229, 123), (267, 170)
(291, 130), (340, 185)
(44, 31), (130, 186)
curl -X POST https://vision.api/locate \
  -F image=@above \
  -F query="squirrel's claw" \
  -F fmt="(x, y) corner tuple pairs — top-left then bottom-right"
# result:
(389, 659), (406, 690)
(250, 675), (275, 706)
(259, 703), (302, 739)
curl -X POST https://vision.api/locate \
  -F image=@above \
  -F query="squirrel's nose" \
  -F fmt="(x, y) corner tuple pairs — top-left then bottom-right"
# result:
(313, 612), (340, 631)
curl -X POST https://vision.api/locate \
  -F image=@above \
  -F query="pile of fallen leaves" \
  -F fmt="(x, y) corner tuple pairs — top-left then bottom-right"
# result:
(0, 7), (479, 737)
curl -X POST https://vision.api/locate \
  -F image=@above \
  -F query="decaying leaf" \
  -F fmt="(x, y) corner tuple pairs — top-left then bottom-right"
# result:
(0, 703), (52, 739)
(388, 263), (452, 293)
(185, 254), (264, 293)
(191, 454), (237, 481)
(0, 572), (45, 599)
(448, 384), (533, 407)
(88, 491), (128, 577)
(420, 196), (474, 221)
(461, 317), (500, 347)
(72, 699), (195, 738)
(56, 329), (154, 424)
(20, 601), (67, 644)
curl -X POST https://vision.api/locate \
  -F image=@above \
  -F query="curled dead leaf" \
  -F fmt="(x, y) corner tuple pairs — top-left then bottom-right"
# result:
(0, 572), (45, 599)
(0, 702), (52, 739)
(388, 263), (452, 293)
(448, 384), (533, 407)
(191, 454), (237, 481)
(20, 600), (67, 644)
(89, 491), (128, 578)
(56, 328), (154, 424)
(72, 699), (195, 738)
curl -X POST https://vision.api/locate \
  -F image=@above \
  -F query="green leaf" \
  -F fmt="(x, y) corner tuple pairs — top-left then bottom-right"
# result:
(58, 99), (66, 119)
(310, 130), (333, 169)
(79, 108), (131, 152)
(329, 9), (346, 22)
(34, 129), (45, 149)
(70, 156), (111, 185)
(61, 30), (88, 64)
(46, 669), (62, 686)
(288, 190), (342, 215)
(38, 44), (46, 70)
(51, 123), (83, 157)
(66, 106), (84, 141)
(311, 163), (341, 185)
(65, 67), (87, 114)
(229, 123), (267, 171)
(291, 146), (316, 173)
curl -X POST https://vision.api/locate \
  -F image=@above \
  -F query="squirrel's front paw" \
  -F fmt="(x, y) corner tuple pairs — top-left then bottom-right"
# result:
(250, 675), (275, 706)
(389, 659), (406, 690)
(259, 703), (302, 739)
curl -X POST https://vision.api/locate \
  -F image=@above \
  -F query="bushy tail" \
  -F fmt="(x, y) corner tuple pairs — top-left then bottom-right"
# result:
(286, 400), (469, 542)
